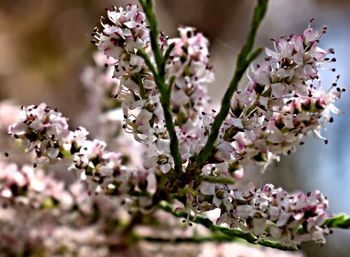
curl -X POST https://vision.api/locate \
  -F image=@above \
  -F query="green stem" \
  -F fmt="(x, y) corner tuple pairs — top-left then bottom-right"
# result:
(323, 214), (350, 229)
(139, 0), (163, 72)
(142, 235), (238, 244)
(194, 0), (268, 168)
(138, 0), (183, 176)
(157, 201), (298, 251)
(137, 49), (157, 75)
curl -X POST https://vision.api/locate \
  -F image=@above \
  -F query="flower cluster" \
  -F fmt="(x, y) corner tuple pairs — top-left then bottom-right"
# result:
(198, 25), (344, 179)
(0, 161), (117, 219)
(200, 183), (330, 246)
(0, 162), (73, 210)
(93, 4), (148, 74)
(167, 27), (214, 126)
(8, 103), (153, 196)
(8, 103), (70, 160)
(0, 160), (133, 256)
(93, 5), (169, 172)
(93, 5), (217, 174)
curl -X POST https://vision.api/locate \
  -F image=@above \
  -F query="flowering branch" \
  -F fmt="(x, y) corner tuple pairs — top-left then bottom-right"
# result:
(3, 0), (350, 255)
(195, 0), (268, 167)
(157, 201), (298, 251)
(7, 104), (151, 197)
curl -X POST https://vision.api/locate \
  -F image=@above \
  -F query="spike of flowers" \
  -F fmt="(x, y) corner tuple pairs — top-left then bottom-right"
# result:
(93, 5), (216, 174)
(197, 25), (344, 179)
(8, 103), (154, 197)
(198, 183), (330, 246)
(166, 26), (214, 125)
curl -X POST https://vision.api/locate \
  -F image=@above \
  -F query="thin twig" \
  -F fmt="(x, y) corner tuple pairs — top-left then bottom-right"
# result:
(323, 214), (350, 229)
(142, 235), (238, 244)
(157, 201), (298, 251)
(195, 0), (268, 168)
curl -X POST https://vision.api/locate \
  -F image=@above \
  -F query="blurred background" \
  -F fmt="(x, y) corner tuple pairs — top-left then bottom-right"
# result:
(0, 0), (349, 256)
